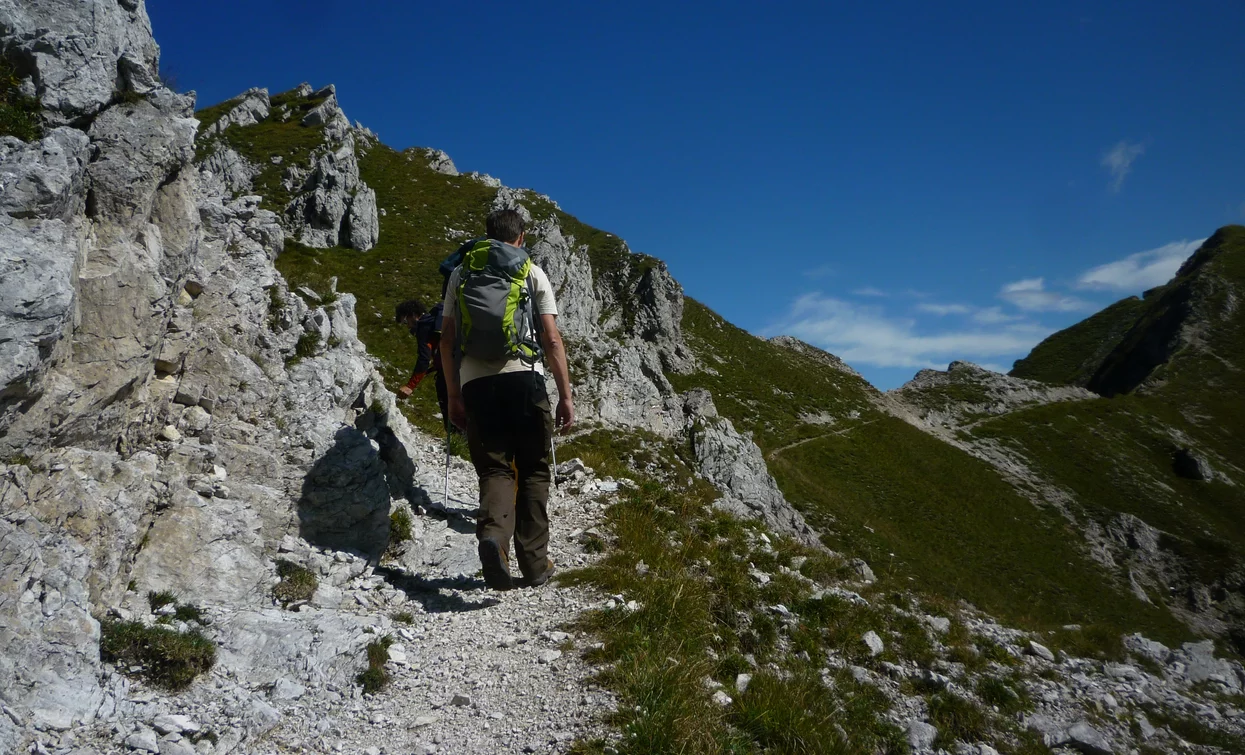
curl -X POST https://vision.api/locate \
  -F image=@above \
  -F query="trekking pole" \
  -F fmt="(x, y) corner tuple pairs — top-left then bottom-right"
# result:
(443, 433), (452, 510)
(550, 433), (559, 492)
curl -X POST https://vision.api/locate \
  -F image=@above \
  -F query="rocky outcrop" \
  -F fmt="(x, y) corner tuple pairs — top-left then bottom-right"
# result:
(417, 147), (458, 176)
(0, 129), (88, 414)
(890, 360), (1096, 433)
(0, 4), (419, 749)
(199, 87), (268, 137)
(684, 389), (821, 548)
(193, 84), (379, 251)
(770, 335), (862, 378)
(0, 0), (161, 125)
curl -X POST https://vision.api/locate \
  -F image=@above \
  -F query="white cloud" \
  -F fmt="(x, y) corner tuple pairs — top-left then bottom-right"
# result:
(852, 286), (887, 297)
(765, 293), (1051, 370)
(1076, 238), (1205, 292)
(971, 306), (1024, 324)
(916, 302), (973, 316)
(1102, 140), (1145, 192)
(998, 278), (1090, 312)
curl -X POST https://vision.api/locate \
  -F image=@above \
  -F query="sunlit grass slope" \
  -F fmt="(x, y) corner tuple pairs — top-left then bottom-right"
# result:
(670, 300), (1191, 646)
(1009, 296), (1149, 386)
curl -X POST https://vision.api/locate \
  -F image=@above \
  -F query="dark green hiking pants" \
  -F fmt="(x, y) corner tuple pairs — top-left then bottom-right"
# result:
(462, 371), (553, 580)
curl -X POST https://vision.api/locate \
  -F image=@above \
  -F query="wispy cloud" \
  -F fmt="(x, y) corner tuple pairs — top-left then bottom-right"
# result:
(1101, 140), (1145, 192)
(998, 278), (1091, 312)
(971, 306), (1024, 325)
(1076, 238), (1205, 292)
(765, 293), (1050, 370)
(852, 286), (888, 297)
(916, 302), (973, 316)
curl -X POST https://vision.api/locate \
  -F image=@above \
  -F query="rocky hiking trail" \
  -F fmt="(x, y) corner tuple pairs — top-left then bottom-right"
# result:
(66, 429), (621, 755)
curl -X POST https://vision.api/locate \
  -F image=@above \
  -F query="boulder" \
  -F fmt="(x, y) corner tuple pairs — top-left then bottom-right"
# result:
(906, 721), (937, 752)
(1173, 447), (1215, 481)
(345, 186), (379, 251)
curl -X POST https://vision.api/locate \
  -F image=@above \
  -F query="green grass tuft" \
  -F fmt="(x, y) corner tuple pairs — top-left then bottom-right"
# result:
(0, 58), (42, 142)
(147, 590), (177, 612)
(733, 669), (905, 754)
(272, 559), (318, 607)
(390, 506), (413, 544)
(290, 331), (318, 363)
(172, 603), (207, 625)
(99, 619), (216, 690)
(975, 674), (1034, 716)
(928, 691), (991, 746)
(357, 635), (394, 694)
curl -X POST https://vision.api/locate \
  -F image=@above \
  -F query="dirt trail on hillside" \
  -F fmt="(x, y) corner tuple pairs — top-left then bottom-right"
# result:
(766, 419), (879, 460)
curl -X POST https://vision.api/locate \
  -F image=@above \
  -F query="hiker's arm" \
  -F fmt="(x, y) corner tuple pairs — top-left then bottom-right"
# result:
(399, 333), (434, 398)
(441, 316), (466, 431)
(539, 313), (574, 432)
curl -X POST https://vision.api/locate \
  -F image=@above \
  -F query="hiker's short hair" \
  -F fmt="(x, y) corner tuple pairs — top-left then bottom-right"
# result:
(486, 209), (525, 244)
(395, 299), (426, 323)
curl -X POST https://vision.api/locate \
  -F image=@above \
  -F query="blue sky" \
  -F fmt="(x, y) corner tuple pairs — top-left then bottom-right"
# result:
(150, 1), (1245, 389)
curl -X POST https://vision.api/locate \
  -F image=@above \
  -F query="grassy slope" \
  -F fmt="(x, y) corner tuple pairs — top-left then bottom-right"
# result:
(972, 227), (1245, 602)
(669, 301), (1191, 645)
(1009, 296), (1149, 386)
(972, 395), (1245, 583)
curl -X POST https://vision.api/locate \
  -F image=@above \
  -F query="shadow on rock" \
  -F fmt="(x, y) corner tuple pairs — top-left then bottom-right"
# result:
(374, 566), (501, 613)
(298, 426), (395, 560)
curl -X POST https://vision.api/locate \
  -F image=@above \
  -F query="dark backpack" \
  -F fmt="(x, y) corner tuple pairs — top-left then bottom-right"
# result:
(439, 239), (477, 297)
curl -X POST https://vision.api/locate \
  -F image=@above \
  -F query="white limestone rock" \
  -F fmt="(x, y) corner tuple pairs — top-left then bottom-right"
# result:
(419, 147), (458, 175)
(685, 389), (820, 547)
(0, 0), (161, 124)
(201, 87), (270, 137)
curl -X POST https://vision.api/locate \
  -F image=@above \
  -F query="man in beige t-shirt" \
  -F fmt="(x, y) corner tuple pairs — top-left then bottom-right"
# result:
(440, 209), (573, 590)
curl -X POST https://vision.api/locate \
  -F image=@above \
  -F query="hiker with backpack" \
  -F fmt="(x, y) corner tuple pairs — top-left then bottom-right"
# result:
(440, 209), (574, 590)
(394, 298), (450, 433)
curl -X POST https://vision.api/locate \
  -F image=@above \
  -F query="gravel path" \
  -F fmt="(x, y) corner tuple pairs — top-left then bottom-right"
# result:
(60, 430), (619, 755)
(314, 433), (619, 755)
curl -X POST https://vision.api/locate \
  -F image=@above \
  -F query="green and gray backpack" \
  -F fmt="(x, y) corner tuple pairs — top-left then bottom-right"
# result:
(452, 239), (543, 365)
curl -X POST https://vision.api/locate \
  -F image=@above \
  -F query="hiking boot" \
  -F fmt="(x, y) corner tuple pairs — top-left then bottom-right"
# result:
(478, 538), (512, 590)
(518, 557), (556, 588)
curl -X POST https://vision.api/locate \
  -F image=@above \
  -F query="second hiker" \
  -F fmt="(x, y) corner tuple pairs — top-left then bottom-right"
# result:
(395, 298), (450, 433)
(440, 208), (574, 590)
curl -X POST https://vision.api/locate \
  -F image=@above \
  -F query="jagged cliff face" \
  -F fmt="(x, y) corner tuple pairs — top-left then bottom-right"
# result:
(0, 1), (428, 745)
